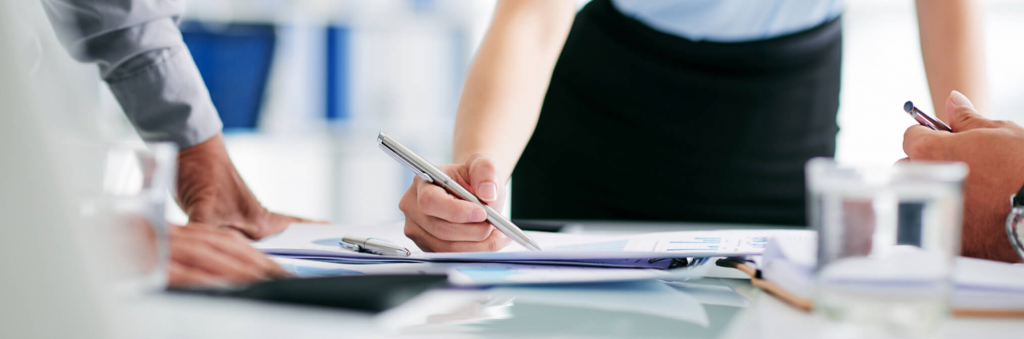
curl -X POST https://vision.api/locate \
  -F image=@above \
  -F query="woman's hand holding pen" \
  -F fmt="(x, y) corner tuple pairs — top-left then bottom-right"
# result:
(399, 154), (512, 252)
(903, 91), (1024, 262)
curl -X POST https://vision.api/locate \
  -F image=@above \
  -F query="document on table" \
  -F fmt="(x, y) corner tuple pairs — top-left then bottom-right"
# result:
(275, 256), (712, 286)
(446, 258), (714, 286)
(952, 257), (1024, 310)
(257, 224), (813, 268)
(756, 234), (1024, 309)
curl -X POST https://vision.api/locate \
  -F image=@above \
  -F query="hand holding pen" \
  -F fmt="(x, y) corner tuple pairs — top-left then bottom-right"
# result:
(398, 154), (515, 252)
(902, 91), (1024, 263)
(381, 133), (540, 253)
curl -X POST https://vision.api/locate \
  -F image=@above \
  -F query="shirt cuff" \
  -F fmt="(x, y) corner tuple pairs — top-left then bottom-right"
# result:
(105, 45), (223, 149)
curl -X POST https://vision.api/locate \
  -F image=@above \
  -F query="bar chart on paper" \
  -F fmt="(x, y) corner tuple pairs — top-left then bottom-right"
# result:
(547, 240), (629, 252)
(657, 234), (775, 255)
(665, 237), (723, 252)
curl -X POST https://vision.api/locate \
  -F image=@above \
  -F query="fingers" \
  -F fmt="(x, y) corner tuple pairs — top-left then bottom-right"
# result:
(902, 125), (948, 160)
(420, 217), (495, 242)
(406, 180), (494, 241)
(193, 228), (291, 277)
(946, 90), (997, 132)
(195, 226), (292, 278)
(272, 212), (329, 225)
(169, 227), (285, 285)
(397, 158), (509, 253)
(404, 219), (511, 252)
(416, 179), (487, 224)
(168, 261), (224, 288)
(255, 212), (322, 239)
(466, 154), (501, 203)
(265, 259), (294, 278)
(170, 238), (266, 283)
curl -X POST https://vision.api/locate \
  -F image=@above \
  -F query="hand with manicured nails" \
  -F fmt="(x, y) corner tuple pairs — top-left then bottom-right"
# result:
(903, 90), (1024, 263)
(168, 224), (292, 287)
(399, 154), (512, 252)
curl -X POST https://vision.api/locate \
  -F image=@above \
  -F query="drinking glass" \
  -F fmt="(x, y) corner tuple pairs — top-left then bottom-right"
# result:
(807, 158), (966, 338)
(79, 142), (177, 294)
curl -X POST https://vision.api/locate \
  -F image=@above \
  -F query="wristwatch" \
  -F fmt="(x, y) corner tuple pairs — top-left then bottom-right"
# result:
(1005, 183), (1024, 261)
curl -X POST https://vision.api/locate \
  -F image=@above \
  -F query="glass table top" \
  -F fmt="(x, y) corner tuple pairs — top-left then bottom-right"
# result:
(378, 278), (754, 339)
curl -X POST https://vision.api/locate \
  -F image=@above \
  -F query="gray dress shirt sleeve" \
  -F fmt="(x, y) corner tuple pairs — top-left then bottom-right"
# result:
(41, 0), (223, 148)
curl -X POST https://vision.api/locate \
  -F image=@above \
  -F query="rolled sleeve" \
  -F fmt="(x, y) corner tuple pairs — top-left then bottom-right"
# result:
(42, 0), (222, 148)
(106, 40), (223, 147)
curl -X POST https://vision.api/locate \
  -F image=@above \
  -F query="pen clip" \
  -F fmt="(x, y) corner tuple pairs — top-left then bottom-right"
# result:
(339, 240), (362, 253)
(378, 133), (433, 182)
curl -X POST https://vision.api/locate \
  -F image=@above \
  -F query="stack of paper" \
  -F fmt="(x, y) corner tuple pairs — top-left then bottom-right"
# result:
(757, 234), (1024, 309)
(257, 224), (813, 285)
(257, 224), (814, 268)
(952, 256), (1024, 310)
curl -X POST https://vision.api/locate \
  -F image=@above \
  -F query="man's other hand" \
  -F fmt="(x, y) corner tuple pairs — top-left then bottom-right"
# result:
(168, 224), (291, 287)
(903, 90), (1024, 262)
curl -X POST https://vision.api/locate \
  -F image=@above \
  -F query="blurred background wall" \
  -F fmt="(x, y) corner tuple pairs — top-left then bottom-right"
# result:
(81, 0), (1024, 226)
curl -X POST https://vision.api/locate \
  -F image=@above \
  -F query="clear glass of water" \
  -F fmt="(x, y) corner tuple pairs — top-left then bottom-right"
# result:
(807, 158), (966, 338)
(79, 142), (177, 295)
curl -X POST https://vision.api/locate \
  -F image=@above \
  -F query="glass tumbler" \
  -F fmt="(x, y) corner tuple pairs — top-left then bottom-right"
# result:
(807, 158), (966, 338)
(79, 142), (177, 295)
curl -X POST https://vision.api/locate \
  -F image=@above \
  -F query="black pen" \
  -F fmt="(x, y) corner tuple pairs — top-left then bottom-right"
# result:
(903, 101), (952, 132)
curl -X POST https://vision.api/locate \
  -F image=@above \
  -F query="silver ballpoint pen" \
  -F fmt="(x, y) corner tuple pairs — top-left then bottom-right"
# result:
(377, 131), (542, 251)
(340, 235), (411, 257)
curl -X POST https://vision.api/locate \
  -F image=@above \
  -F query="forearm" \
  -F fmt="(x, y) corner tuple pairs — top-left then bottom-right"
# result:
(916, 0), (989, 120)
(42, 0), (222, 148)
(452, 0), (576, 178)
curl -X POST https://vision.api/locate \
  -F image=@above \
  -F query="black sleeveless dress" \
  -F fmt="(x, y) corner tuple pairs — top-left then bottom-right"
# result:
(511, 0), (842, 226)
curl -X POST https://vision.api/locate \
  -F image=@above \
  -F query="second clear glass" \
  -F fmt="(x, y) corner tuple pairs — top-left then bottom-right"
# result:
(807, 158), (966, 338)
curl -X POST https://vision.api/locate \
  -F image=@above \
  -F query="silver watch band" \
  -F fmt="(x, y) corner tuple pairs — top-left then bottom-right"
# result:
(1006, 194), (1024, 261)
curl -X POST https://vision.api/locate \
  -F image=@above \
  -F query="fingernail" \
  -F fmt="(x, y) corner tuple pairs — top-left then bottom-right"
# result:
(477, 182), (498, 201)
(950, 90), (974, 109)
(470, 208), (487, 222)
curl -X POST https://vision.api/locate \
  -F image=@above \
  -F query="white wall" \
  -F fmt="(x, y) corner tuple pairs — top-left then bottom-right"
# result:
(836, 0), (1024, 165)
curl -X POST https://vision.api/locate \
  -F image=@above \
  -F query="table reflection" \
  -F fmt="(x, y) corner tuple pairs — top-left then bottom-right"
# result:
(380, 279), (750, 339)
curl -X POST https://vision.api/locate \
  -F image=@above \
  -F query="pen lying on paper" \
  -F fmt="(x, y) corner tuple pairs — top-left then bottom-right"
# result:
(340, 235), (412, 257)
(904, 101), (952, 132)
(377, 131), (543, 251)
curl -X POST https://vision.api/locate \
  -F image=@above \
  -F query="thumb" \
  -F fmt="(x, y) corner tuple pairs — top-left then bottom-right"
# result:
(252, 212), (319, 239)
(946, 90), (996, 132)
(466, 154), (502, 203)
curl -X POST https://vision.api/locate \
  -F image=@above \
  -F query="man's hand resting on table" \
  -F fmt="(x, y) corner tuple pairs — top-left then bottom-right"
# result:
(398, 154), (511, 252)
(176, 134), (318, 240)
(902, 90), (1024, 263)
(168, 224), (291, 287)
